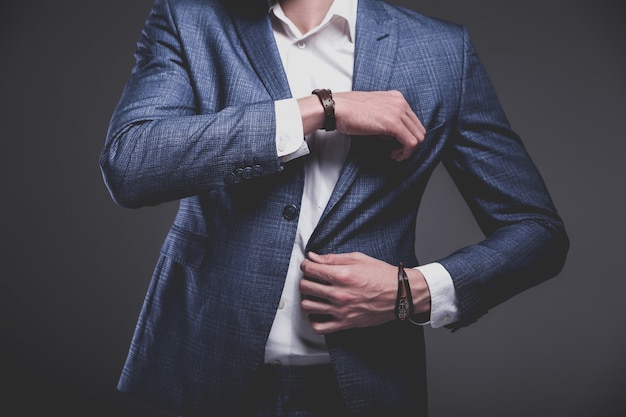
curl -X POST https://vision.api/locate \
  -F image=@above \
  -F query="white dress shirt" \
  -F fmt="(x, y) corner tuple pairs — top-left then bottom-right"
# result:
(264, 0), (459, 366)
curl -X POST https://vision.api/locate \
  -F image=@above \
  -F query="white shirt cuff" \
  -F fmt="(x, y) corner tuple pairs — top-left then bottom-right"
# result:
(416, 262), (460, 328)
(275, 99), (309, 162)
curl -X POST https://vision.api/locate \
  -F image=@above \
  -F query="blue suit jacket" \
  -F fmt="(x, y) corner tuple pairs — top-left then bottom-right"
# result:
(100, 0), (568, 415)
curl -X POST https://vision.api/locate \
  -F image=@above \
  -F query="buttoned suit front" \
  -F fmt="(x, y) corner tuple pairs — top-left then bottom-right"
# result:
(100, 0), (569, 415)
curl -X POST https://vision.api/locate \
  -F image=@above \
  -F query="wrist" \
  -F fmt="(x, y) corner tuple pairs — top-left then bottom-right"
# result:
(297, 95), (326, 135)
(311, 88), (336, 131)
(395, 263), (413, 320)
(401, 265), (431, 323)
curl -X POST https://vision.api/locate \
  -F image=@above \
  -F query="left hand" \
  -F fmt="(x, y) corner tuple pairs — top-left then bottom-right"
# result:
(299, 252), (430, 334)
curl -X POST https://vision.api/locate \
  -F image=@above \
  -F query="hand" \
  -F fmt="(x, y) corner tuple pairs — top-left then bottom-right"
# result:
(297, 90), (426, 161)
(299, 252), (431, 334)
(333, 91), (426, 161)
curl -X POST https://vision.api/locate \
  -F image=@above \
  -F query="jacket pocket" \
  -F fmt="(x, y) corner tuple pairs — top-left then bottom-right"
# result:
(351, 121), (449, 176)
(159, 225), (208, 270)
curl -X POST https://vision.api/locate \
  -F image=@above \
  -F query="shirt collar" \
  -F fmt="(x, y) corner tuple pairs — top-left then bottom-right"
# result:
(269, 0), (357, 42)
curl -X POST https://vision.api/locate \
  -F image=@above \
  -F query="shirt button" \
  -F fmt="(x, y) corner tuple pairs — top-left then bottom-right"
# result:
(443, 316), (451, 324)
(297, 41), (305, 49)
(278, 299), (286, 309)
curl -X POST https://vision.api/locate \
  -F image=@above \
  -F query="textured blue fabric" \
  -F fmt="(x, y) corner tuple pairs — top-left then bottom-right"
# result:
(100, 0), (568, 415)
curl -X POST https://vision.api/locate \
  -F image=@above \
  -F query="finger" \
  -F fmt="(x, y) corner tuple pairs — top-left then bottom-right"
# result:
(392, 115), (428, 161)
(300, 295), (333, 314)
(390, 147), (408, 161)
(385, 114), (423, 160)
(301, 297), (339, 334)
(391, 95), (424, 137)
(310, 318), (341, 335)
(404, 108), (426, 136)
(300, 257), (334, 285)
(300, 277), (335, 300)
(389, 126), (419, 161)
(306, 251), (344, 265)
(306, 251), (362, 265)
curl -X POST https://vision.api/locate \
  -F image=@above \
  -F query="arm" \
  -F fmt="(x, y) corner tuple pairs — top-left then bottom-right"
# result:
(100, 0), (428, 208)
(101, 0), (424, 209)
(436, 28), (569, 326)
(299, 253), (457, 334)
(297, 91), (426, 161)
(298, 28), (568, 332)
(100, 0), (283, 208)
(299, 252), (430, 334)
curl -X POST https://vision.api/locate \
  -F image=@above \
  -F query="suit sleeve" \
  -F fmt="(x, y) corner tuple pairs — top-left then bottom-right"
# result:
(438, 28), (569, 327)
(99, 0), (283, 208)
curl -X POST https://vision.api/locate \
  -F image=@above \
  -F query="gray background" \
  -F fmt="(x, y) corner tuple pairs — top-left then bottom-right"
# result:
(2, 1), (624, 416)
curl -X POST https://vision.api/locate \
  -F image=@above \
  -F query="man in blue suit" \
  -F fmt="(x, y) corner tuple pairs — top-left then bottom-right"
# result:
(100, 0), (569, 415)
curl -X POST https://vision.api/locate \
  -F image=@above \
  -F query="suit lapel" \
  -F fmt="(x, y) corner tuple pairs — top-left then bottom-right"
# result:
(231, 2), (399, 249)
(314, 0), (398, 234)
(352, 0), (398, 93)
(231, 10), (293, 100)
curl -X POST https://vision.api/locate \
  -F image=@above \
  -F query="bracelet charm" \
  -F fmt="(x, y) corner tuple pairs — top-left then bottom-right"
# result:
(395, 262), (414, 321)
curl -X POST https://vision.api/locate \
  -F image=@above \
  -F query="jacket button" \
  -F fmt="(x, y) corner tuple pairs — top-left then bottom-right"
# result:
(243, 166), (253, 179)
(235, 168), (245, 181)
(225, 172), (237, 184)
(252, 164), (263, 177)
(282, 205), (299, 221)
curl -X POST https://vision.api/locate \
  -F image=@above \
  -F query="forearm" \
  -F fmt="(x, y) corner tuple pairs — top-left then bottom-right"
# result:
(439, 219), (568, 326)
(297, 94), (326, 135)
(100, 103), (281, 208)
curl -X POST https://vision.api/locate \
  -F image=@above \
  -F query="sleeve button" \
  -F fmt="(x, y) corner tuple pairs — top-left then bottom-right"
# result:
(225, 172), (237, 184)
